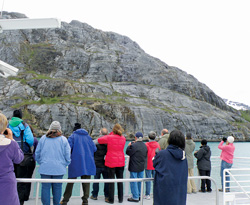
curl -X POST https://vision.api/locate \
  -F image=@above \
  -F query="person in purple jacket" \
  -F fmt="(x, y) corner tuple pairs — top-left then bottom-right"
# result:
(60, 123), (97, 205)
(0, 113), (24, 205)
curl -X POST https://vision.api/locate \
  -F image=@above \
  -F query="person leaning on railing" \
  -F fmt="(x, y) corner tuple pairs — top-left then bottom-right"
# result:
(35, 121), (71, 205)
(194, 139), (212, 193)
(218, 136), (235, 192)
(0, 113), (24, 205)
(97, 123), (126, 204)
(185, 133), (197, 194)
(153, 129), (188, 205)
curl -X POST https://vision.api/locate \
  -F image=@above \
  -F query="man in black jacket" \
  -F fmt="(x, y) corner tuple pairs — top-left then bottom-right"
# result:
(126, 132), (148, 202)
(91, 128), (109, 202)
(194, 139), (212, 192)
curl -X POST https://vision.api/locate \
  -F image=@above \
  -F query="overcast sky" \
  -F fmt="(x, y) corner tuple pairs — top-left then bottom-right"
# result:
(1, 0), (250, 105)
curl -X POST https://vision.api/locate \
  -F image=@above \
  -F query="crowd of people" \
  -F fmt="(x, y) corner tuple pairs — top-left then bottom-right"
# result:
(0, 109), (236, 205)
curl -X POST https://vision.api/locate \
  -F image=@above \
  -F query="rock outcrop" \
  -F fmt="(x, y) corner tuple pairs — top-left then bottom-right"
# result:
(0, 12), (249, 140)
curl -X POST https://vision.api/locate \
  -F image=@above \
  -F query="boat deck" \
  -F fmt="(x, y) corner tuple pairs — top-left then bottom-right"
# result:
(24, 191), (223, 205)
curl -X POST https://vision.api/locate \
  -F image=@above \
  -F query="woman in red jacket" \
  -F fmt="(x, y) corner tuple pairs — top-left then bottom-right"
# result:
(98, 124), (126, 204)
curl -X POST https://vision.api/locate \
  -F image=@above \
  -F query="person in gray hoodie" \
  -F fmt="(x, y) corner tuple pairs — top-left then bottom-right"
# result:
(194, 139), (212, 192)
(185, 133), (197, 194)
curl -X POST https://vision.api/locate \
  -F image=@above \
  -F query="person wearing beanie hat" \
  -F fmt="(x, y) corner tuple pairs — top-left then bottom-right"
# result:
(60, 126), (97, 205)
(35, 121), (71, 205)
(227, 136), (234, 144)
(13, 109), (23, 119)
(73, 123), (81, 132)
(218, 135), (235, 192)
(8, 109), (34, 205)
(144, 131), (161, 199)
(46, 121), (62, 138)
(126, 132), (147, 202)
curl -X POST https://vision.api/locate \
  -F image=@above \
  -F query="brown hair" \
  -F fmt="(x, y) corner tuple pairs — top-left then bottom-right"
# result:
(112, 123), (124, 136)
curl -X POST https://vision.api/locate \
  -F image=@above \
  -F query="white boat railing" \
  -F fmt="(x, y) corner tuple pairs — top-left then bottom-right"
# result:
(22, 156), (250, 205)
(223, 168), (250, 205)
(17, 176), (219, 205)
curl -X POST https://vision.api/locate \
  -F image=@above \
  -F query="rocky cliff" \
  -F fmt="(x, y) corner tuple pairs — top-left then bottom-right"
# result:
(1, 12), (249, 140)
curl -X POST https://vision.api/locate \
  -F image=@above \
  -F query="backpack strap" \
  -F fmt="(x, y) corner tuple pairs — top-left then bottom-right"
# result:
(19, 121), (32, 153)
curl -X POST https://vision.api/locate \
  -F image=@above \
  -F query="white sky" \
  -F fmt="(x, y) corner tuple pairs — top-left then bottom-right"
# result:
(1, 0), (250, 105)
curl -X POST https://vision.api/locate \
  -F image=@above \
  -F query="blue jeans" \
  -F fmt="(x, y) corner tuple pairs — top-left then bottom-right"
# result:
(92, 167), (109, 198)
(130, 171), (144, 200)
(145, 169), (155, 196)
(41, 174), (63, 205)
(220, 160), (233, 191)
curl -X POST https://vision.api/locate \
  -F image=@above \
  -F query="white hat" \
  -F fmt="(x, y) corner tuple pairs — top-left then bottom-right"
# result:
(227, 136), (234, 143)
(49, 121), (62, 133)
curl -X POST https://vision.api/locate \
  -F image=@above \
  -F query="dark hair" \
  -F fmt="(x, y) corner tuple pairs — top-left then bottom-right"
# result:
(129, 133), (135, 138)
(148, 131), (156, 140)
(73, 123), (81, 131)
(186, 133), (192, 139)
(201, 139), (207, 145)
(13, 109), (22, 119)
(113, 123), (124, 136)
(168, 129), (185, 150)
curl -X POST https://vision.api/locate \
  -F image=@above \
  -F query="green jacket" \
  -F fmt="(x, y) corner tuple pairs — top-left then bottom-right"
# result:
(185, 139), (196, 169)
(158, 134), (169, 150)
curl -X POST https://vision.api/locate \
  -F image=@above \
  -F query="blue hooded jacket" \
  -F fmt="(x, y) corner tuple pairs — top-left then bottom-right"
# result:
(153, 144), (188, 205)
(8, 117), (34, 153)
(68, 129), (97, 178)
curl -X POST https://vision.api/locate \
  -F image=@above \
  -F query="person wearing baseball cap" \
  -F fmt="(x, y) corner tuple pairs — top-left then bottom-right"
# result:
(218, 135), (235, 192)
(126, 132), (147, 202)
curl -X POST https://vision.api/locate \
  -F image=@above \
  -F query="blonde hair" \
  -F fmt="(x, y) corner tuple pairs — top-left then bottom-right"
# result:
(0, 113), (8, 133)
(112, 123), (124, 136)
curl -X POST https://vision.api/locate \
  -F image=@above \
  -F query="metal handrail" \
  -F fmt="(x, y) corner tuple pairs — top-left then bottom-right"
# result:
(17, 177), (152, 205)
(189, 176), (219, 205)
(223, 168), (250, 204)
(17, 176), (219, 205)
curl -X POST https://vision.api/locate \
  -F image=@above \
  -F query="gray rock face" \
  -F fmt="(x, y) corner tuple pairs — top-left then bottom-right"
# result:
(0, 12), (249, 140)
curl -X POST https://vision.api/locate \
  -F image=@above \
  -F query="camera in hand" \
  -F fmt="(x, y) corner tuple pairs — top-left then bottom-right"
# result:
(222, 137), (227, 142)
(3, 129), (8, 135)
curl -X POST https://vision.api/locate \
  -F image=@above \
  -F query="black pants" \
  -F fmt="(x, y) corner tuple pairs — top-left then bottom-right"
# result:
(107, 167), (124, 203)
(14, 162), (36, 204)
(61, 175), (91, 204)
(199, 169), (211, 192)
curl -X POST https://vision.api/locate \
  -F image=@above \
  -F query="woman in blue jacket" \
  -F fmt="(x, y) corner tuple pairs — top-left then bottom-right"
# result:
(153, 130), (188, 205)
(35, 121), (71, 205)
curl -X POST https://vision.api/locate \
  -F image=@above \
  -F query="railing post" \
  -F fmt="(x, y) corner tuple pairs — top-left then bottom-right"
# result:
(35, 182), (40, 205)
(125, 156), (130, 196)
(140, 178), (144, 205)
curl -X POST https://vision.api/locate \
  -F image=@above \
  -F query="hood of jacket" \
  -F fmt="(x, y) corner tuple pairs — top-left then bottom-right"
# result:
(9, 117), (23, 127)
(200, 145), (210, 153)
(186, 139), (194, 145)
(0, 135), (11, 153)
(161, 133), (169, 139)
(168, 144), (185, 160)
(147, 141), (160, 149)
(74, 128), (90, 136)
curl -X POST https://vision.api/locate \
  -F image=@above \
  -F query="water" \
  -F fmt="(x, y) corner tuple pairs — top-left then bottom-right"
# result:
(33, 141), (250, 197)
